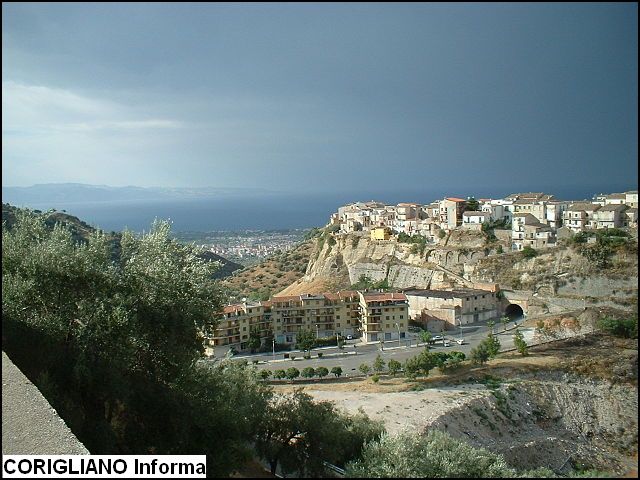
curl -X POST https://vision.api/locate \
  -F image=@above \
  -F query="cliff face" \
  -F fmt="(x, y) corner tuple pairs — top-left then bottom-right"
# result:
(303, 230), (508, 290)
(298, 231), (638, 313)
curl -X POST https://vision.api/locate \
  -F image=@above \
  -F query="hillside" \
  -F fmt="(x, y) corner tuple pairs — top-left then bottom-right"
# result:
(280, 229), (638, 315)
(1, 204), (241, 280)
(220, 239), (316, 301)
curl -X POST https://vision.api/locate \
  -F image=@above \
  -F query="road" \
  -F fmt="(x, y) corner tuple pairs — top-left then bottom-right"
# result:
(208, 317), (535, 375)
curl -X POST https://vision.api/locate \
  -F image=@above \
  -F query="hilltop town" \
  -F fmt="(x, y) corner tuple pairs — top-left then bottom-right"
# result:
(208, 190), (638, 355)
(329, 190), (638, 250)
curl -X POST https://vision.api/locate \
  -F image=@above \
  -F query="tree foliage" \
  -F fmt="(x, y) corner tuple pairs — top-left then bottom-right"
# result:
(373, 354), (386, 373)
(597, 315), (638, 339)
(359, 363), (371, 376)
(295, 328), (317, 353)
(513, 329), (529, 356)
(387, 359), (402, 376)
(345, 430), (554, 478)
(255, 389), (383, 476)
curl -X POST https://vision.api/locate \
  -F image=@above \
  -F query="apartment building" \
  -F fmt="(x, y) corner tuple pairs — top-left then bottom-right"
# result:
(563, 203), (601, 232)
(462, 211), (490, 230)
(210, 291), (368, 352)
(404, 288), (500, 327)
(438, 197), (466, 230)
(591, 204), (629, 229)
(270, 293), (338, 344)
(625, 191), (638, 208)
(371, 226), (392, 240)
(358, 292), (409, 344)
(512, 213), (556, 250)
(209, 302), (268, 350)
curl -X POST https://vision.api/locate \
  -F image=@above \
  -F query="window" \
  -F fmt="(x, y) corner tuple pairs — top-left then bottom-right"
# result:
(400, 315), (404, 319)
(336, 315), (340, 319)
(242, 327), (247, 331)
(386, 324), (390, 328)
(386, 316), (390, 320)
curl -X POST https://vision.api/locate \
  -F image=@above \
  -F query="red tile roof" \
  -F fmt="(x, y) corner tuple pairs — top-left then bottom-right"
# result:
(445, 197), (466, 202)
(363, 292), (408, 302)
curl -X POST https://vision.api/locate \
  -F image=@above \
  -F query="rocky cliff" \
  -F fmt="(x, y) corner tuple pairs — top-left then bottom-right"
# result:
(293, 230), (638, 314)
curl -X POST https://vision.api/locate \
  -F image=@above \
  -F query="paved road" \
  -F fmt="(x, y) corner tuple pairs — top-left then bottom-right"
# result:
(209, 318), (534, 375)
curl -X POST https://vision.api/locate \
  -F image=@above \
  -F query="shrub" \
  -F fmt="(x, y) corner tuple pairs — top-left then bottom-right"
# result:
(317, 352), (323, 358)
(387, 359), (402, 376)
(597, 315), (638, 339)
(302, 367), (315, 379)
(260, 370), (272, 380)
(331, 366), (343, 377)
(371, 374), (380, 383)
(274, 369), (286, 380)
(285, 367), (300, 381)
(289, 354), (296, 361)
(521, 246), (537, 258)
(359, 364), (371, 376)
(316, 367), (329, 378)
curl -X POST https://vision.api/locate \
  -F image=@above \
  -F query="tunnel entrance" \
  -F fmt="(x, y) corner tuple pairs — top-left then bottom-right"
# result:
(505, 303), (524, 320)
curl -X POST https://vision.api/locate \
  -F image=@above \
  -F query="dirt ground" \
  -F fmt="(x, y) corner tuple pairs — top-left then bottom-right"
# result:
(274, 332), (638, 475)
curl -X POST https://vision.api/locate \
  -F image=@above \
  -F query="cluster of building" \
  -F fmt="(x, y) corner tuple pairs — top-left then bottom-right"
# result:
(329, 190), (638, 251)
(208, 286), (504, 353)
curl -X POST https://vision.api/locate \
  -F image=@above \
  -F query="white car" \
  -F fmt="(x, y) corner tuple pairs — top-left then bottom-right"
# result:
(346, 335), (353, 340)
(443, 340), (451, 347)
(456, 338), (465, 345)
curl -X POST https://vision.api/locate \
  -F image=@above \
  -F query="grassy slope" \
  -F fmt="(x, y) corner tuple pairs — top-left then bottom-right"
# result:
(220, 239), (316, 301)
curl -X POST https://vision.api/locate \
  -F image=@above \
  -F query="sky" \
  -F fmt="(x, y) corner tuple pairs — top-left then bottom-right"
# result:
(2, 2), (638, 195)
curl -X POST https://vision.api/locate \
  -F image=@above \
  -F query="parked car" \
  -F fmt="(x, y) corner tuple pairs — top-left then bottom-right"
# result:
(346, 335), (353, 340)
(432, 335), (443, 341)
(443, 340), (451, 347)
(455, 338), (465, 345)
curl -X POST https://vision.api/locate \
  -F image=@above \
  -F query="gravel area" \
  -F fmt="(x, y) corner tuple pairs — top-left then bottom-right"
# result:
(2, 351), (89, 454)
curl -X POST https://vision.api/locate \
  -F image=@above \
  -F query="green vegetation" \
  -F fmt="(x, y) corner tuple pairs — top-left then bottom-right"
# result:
(2, 210), (390, 477)
(465, 197), (480, 211)
(316, 366), (329, 378)
(569, 229), (635, 269)
(302, 367), (316, 379)
(403, 349), (466, 379)
(397, 232), (428, 255)
(359, 363), (371, 376)
(295, 328), (317, 353)
(470, 332), (501, 365)
(286, 367), (300, 381)
(351, 274), (390, 291)
(387, 359), (402, 376)
(597, 315), (638, 339)
(373, 354), (386, 373)
(345, 430), (555, 478)
(331, 366), (343, 377)
(247, 327), (262, 352)
(513, 329), (529, 356)
(255, 389), (384, 475)
(521, 246), (538, 258)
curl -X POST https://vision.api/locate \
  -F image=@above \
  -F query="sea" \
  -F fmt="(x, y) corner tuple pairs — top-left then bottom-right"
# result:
(3, 184), (634, 233)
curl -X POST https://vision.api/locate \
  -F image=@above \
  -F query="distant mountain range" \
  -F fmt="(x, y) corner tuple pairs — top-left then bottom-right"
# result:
(2, 183), (277, 206)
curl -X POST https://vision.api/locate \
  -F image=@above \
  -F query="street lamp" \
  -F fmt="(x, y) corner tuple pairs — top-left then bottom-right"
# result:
(272, 338), (276, 361)
(316, 324), (319, 338)
(395, 323), (401, 347)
